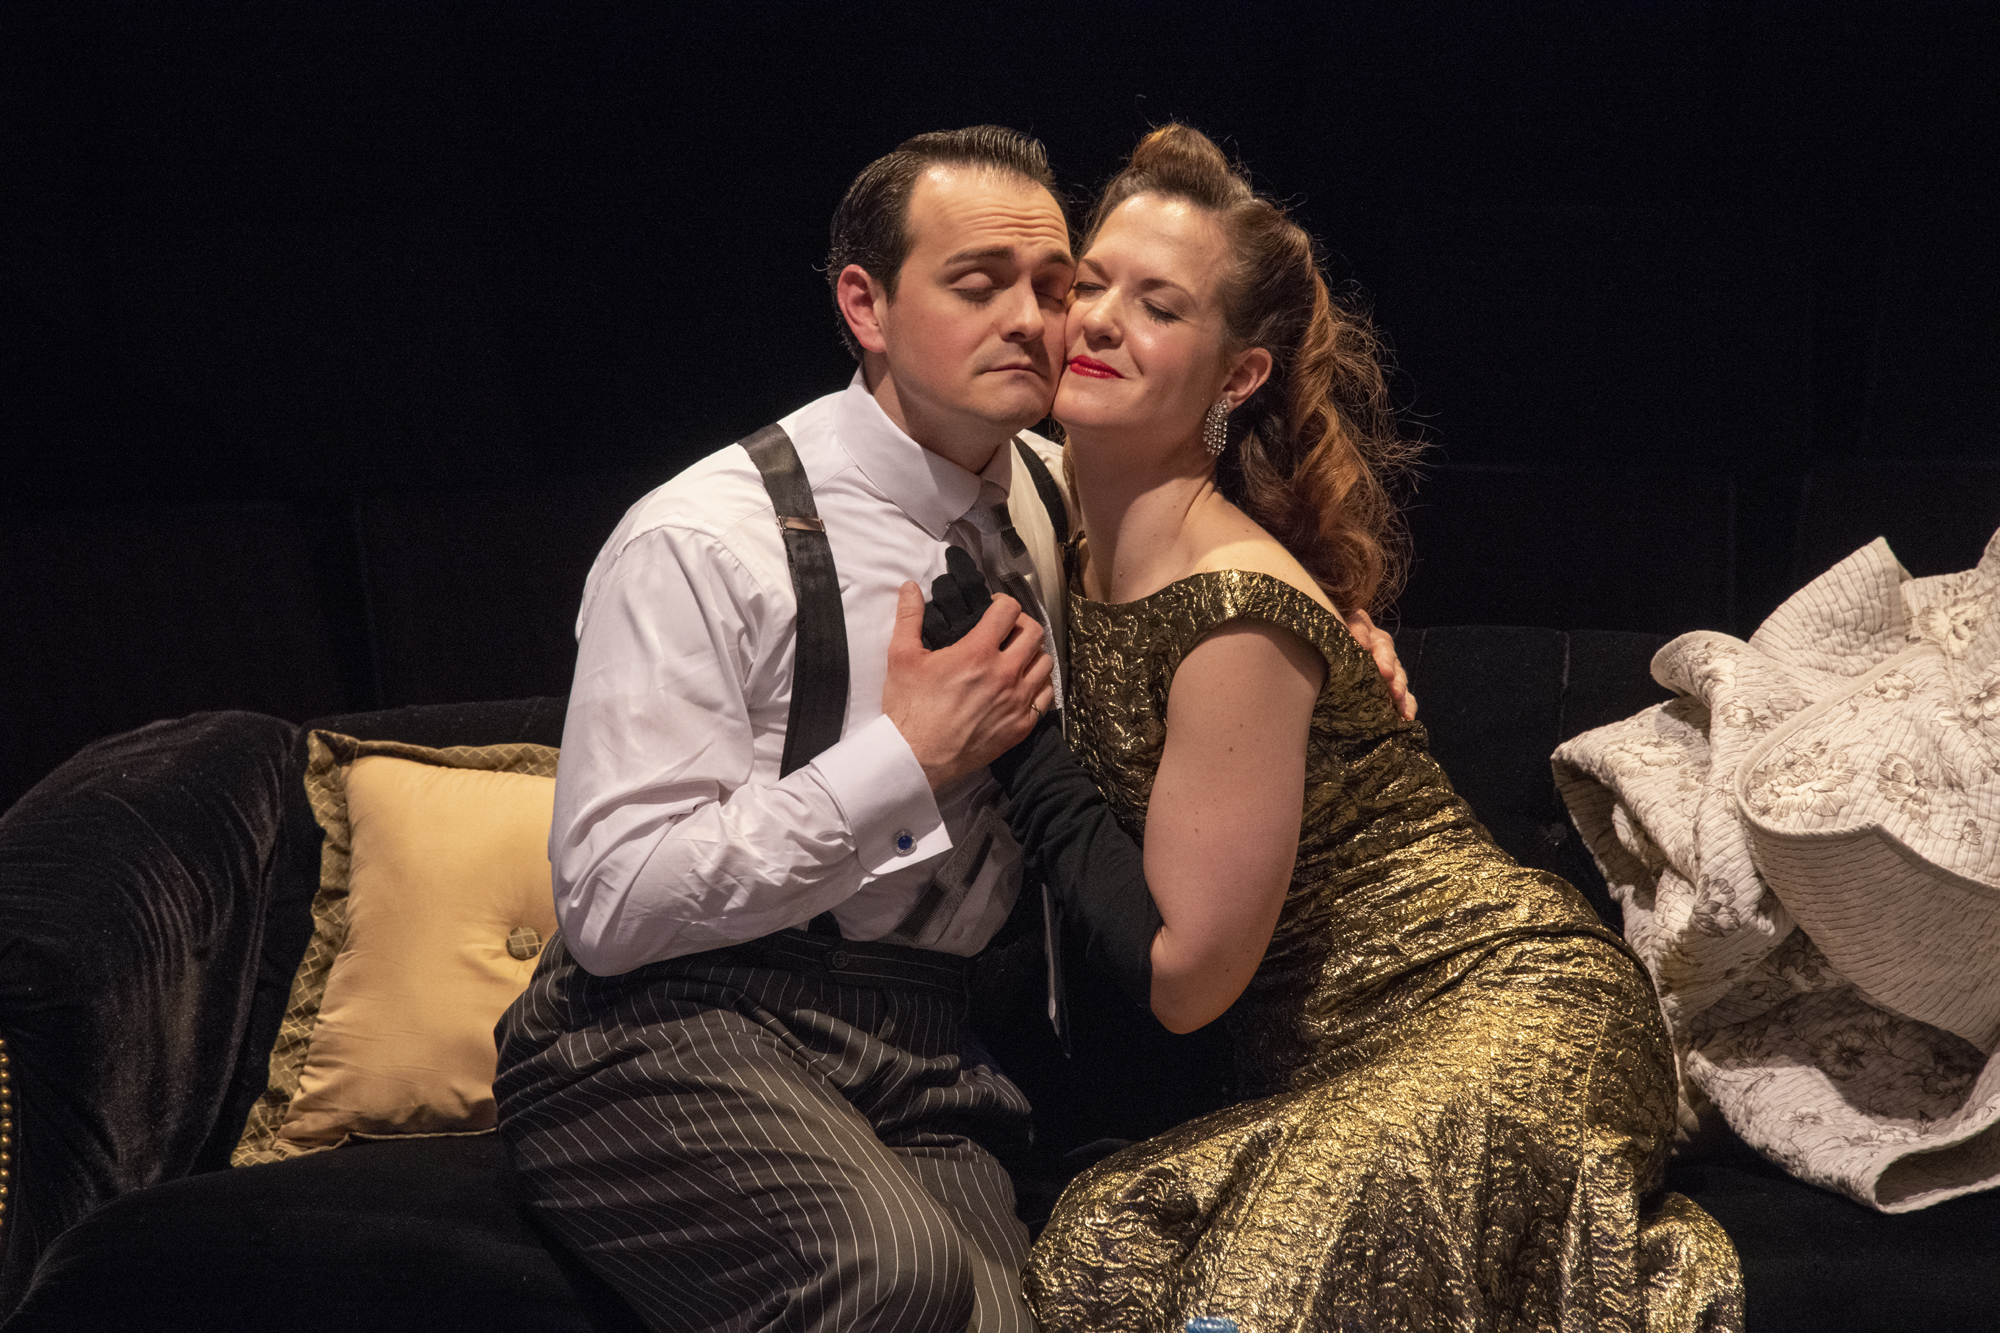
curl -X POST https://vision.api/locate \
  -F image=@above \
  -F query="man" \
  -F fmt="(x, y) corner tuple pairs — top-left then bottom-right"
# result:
(495, 126), (1406, 1333)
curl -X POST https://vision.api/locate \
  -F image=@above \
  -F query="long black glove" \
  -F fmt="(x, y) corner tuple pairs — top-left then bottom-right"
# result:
(922, 549), (1163, 1011)
(989, 714), (1161, 1009)
(921, 545), (994, 650)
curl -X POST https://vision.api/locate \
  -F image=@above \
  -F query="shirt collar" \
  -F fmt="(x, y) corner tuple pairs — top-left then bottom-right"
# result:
(830, 372), (1012, 540)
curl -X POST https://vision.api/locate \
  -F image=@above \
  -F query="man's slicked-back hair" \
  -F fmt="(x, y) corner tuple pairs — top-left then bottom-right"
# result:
(827, 125), (1062, 361)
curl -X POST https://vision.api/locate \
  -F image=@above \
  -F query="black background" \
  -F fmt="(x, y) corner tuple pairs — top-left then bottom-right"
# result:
(1, 0), (1997, 802)
(6, 3), (1995, 507)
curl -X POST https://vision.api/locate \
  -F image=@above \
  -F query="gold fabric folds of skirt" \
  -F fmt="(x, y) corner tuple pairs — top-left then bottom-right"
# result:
(1024, 937), (1744, 1333)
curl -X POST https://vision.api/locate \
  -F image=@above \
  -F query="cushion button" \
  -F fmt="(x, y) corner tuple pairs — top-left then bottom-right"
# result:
(507, 926), (543, 961)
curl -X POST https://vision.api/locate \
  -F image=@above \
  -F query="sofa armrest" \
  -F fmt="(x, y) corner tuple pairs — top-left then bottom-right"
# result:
(0, 711), (316, 1312)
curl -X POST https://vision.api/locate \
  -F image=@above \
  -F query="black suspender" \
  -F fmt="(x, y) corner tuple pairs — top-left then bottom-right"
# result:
(742, 422), (848, 940)
(740, 422), (1068, 968)
(743, 426), (1065, 779)
(741, 423), (850, 779)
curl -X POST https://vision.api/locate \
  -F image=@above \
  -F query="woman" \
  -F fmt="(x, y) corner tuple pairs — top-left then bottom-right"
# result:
(985, 126), (1745, 1331)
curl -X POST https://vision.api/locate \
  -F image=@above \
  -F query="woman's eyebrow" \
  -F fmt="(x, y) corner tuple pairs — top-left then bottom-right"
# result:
(1075, 257), (1192, 300)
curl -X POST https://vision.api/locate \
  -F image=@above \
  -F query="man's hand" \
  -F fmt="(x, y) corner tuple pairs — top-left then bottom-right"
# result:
(884, 581), (1055, 791)
(1344, 607), (1416, 720)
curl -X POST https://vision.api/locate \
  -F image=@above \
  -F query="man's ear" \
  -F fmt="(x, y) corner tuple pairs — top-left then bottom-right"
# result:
(835, 264), (891, 356)
(1224, 345), (1273, 409)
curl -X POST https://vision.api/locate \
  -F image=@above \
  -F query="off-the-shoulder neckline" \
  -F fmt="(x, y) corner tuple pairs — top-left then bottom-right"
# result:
(1071, 565), (1339, 620)
(1070, 568), (1366, 672)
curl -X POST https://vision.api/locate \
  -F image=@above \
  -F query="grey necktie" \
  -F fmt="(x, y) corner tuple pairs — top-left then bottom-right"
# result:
(949, 480), (1064, 711)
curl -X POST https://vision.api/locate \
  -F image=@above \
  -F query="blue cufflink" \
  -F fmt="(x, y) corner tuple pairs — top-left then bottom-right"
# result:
(894, 830), (915, 855)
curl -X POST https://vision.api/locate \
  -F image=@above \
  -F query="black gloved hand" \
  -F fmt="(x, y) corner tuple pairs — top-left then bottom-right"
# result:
(926, 544), (1046, 783)
(921, 545), (993, 651)
(990, 710), (1163, 1013)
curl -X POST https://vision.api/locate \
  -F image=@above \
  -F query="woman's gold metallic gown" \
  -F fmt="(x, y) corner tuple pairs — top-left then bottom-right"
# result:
(1022, 570), (1744, 1333)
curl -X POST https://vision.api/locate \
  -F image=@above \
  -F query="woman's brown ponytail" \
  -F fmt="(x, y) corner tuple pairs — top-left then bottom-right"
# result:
(1084, 124), (1421, 614)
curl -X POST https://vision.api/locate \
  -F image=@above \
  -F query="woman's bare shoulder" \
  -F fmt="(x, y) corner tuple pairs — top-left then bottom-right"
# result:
(1189, 515), (1341, 617)
(1179, 513), (1334, 688)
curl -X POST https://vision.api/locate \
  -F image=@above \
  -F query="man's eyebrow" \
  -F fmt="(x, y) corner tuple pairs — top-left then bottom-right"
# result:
(940, 245), (1077, 268)
(941, 246), (1018, 266)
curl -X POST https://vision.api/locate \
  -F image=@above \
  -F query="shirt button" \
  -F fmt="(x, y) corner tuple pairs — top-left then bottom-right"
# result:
(894, 830), (915, 855)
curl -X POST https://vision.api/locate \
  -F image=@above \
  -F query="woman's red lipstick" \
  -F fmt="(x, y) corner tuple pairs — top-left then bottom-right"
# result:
(1068, 356), (1123, 379)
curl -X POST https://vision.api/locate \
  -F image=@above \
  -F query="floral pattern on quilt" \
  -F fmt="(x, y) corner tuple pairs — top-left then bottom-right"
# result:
(1554, 527), (2000, 1212)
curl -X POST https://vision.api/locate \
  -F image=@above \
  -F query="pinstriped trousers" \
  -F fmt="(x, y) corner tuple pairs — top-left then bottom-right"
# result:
(494, 934), (1035, 1333)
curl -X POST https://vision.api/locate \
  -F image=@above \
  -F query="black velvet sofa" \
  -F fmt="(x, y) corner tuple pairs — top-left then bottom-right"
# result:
(3, 628), (1998, 1332)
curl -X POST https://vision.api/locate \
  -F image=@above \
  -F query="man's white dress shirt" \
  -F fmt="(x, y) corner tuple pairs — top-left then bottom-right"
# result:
(551, 375), (1069, 976)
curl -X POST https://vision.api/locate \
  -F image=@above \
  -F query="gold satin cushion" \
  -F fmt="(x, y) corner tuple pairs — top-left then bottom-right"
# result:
(233, 732), (559, 1165)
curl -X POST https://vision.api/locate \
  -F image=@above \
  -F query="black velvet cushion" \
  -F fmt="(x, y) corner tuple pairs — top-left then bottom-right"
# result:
(1558, 630), (1679, 737)
(1, 1135), (643, 1332)
(1399, 626), (1673, 930)
(1400, 624), (1571, 873)
(357, 477), (659, 708)
(304, 697), (569, 751)
(0, 712), (319, 1312)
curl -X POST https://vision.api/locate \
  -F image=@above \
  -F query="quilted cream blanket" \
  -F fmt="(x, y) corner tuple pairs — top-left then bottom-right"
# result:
(1554, 528), (2000, 1212)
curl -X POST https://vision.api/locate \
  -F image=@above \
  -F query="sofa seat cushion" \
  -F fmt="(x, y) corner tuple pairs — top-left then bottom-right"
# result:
(0, 1135), (643, 1333)
(1668, 1141), (2000, 1333)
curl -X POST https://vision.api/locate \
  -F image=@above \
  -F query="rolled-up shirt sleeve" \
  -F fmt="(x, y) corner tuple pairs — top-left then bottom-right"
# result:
(550, 521), (948, 976)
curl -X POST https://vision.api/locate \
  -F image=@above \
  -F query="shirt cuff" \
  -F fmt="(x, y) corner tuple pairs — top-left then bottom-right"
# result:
(808, 713), (952, 875)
